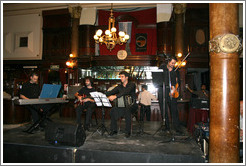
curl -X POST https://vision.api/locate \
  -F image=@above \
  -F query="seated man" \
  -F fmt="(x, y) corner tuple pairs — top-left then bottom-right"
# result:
(20, 72), (52, 130)
(106, 71), (138, 138)
(74, 76), (96, 131)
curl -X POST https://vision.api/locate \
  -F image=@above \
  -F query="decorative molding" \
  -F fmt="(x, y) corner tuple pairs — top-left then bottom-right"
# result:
(68, 6), (82, 19)
(209, 34), (242, 53)
(173, 3), (187, 14)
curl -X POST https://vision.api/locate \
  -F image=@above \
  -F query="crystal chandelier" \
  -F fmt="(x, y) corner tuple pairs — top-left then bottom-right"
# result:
(94, 4), (130, 51)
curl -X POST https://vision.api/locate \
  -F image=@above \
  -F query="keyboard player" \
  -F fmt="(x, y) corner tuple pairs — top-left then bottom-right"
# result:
(20, 72), (52, 130)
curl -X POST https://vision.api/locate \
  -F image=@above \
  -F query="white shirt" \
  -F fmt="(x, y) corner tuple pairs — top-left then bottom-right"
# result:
(138, 90), (157, 106)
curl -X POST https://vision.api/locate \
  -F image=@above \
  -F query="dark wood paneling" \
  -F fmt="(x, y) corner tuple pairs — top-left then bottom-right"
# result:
(3, 100), (31, 124)
(42, 28), (71, 61)
(79, 25), (95, 56)
(156, 22), (174, 56)
(42, 9), (71, 28)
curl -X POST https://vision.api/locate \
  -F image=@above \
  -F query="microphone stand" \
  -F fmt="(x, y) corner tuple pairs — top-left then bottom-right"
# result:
(153, 80), (166, 137)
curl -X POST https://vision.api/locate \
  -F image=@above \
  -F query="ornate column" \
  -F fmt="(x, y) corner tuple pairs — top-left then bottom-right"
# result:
(68, 6), (82, 84)
(173, 3), (187, 99)
(209, 3), (241, 163)
(69, 6), (82, 58)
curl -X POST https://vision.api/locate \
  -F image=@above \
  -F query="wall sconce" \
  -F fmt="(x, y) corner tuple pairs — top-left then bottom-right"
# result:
(177, 52), (182, 58)
(66, 53), (77, 68)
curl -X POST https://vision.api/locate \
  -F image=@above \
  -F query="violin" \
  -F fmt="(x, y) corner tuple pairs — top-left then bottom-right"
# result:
(170, 83), (179, 98)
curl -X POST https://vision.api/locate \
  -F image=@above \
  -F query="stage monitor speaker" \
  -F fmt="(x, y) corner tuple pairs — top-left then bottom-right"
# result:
(45, 122), (86, 147)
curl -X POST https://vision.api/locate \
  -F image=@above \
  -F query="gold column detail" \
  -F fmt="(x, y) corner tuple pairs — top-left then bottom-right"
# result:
(209, 34), (242, 53)
(68, 6), (82, 19)
(173, 3), (187, 14)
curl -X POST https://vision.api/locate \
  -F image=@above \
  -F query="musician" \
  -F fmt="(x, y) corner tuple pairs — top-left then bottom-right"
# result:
(20, 72), (51, 129)
(106, 71), (137, 138)
(186, 84), (209, 100)
(159, 55), (181, 134)
(74, 76), (96, 131)
(138, 84), (157, 122)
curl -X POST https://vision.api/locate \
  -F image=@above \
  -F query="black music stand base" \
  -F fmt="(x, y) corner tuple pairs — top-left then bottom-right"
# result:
(95, 123), (109, 136)
(152, 120), (168, 137)
(91, 107), (109, 136)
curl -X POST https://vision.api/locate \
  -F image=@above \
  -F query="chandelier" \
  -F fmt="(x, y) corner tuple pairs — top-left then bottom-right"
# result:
(94, 4), (130, 51)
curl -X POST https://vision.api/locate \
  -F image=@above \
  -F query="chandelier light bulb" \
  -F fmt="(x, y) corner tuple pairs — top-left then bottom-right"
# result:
(94, 35), (99, 40)
(108, 33), (112, 37)
(119, 31), (125, 37)
(105, 30), (110, 35)
(96, 29), (103, 36)
(121, 38), (126, 42)
(111, 27), (116, 32)
(99, 37), (103, 43)
(69, 54), (73, 58)
(124, 34), (130, 40)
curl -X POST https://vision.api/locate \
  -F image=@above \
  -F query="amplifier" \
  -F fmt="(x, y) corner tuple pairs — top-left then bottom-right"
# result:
(45, 122), (86, 147)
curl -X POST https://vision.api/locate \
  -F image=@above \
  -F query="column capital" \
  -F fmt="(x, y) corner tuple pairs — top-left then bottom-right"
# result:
(173, 3), (187, 14)
(68, 6), (82, 19)
(209, 34), (242, 53)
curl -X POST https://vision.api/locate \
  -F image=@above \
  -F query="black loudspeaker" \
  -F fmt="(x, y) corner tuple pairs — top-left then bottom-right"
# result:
(45, 122), (86, 147)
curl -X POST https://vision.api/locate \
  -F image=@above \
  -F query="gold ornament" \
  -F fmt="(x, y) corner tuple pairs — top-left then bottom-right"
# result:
(209, 34), (242, 53)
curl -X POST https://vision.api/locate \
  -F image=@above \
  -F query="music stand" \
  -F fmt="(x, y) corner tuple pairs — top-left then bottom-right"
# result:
(152, 70), (168, 137)
(90, 91), (112, 136)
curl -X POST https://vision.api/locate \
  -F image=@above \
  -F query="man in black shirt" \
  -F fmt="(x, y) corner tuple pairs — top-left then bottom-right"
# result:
(186, 84), (209, 100)
(158, 56), (181, 134)
(74, 76), (96, 131)
(106, 71), (138, 138)
(20, 72), (50, 127)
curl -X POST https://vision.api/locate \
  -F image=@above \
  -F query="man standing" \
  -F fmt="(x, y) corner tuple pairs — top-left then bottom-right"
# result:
(138, 84), (157, 133)
(159, 56), (181, 134)
(138, 84), (157, 121)
(75, 76), (96, 131)
(106, 71), (137, 138)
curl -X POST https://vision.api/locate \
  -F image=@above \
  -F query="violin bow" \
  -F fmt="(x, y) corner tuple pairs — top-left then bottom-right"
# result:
(174, 52), (191, 71)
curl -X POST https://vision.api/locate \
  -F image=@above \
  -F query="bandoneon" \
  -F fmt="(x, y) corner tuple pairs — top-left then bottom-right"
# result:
(114, 95), (135, 108)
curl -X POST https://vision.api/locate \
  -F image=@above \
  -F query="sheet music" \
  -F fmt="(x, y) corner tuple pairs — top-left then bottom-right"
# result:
(90, 92), (112, 107)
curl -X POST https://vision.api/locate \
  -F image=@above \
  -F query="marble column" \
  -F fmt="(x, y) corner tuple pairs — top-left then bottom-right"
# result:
(209, 3), (241, 163)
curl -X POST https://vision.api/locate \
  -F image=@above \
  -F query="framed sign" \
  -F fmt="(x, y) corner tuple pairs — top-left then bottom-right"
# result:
(136, 33), (147, 52)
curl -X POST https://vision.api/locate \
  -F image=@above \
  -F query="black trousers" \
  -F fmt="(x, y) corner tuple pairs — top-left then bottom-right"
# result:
(158, 87), (180, 130)
(25, 104), (53, 124)
(75, 102), (96, 126)
(110, 103), (138, 133)
(140, 104), (151, 121)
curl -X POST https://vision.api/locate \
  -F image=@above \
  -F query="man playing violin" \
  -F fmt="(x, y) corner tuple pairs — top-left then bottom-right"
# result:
(159, 55), (181, 134)
(74, 76), (96, 131)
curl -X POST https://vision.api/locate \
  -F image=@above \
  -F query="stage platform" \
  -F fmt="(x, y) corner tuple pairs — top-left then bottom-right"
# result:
(3, 113), (205, 163)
